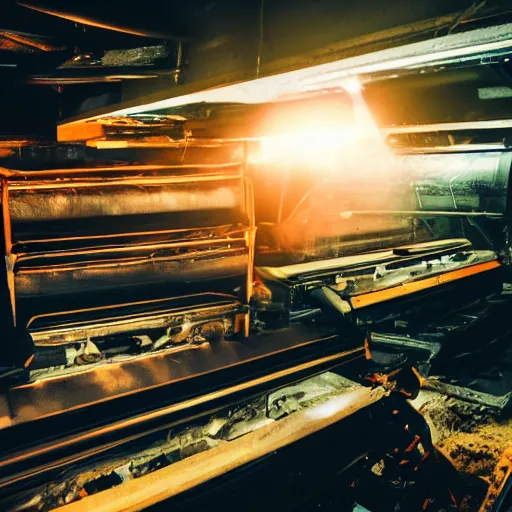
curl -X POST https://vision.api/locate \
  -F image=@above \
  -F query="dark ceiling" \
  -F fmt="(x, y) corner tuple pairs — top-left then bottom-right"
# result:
(1, 0), (511, 138)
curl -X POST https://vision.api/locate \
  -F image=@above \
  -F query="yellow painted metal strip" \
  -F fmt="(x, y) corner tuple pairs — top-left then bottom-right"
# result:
(351, 260), (501, 309)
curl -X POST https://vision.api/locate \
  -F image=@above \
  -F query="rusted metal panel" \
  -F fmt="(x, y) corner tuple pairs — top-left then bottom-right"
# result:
(49, 384), (385, 512)
(0, 158), (254, 332)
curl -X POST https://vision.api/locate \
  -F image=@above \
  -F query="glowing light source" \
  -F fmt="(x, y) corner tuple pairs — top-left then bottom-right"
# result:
(253, 127), (360, 166)
(247, 90), (363, 167)
(342, 76), (363, 94)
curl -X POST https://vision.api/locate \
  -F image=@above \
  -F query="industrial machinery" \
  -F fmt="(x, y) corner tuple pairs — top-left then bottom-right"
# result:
(1, 3), (512, 510)
(0, 109), (467, 512)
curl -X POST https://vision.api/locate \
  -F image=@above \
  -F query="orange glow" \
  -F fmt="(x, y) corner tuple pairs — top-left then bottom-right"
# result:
(245, 86), (412, 254)
(253, 127), (361, 166)
(351, 260), (501, 309)
(341, 76), (363, 95)
(248, 90), (365, 166)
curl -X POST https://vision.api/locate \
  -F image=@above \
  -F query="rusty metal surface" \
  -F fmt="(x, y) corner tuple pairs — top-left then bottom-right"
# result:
(10, 181), (241, 218)
(0, 157), (254, 331)
(28, 294), (241, 345)
(16, 248), (249, 297)
(0, 350), (364, 492)
(0, 325), (363, 427)
(49, 384), (385, 512)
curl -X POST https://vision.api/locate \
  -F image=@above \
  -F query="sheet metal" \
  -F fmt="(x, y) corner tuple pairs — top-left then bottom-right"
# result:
(0, 325), (364, 428)
(49, 384), (385, 512)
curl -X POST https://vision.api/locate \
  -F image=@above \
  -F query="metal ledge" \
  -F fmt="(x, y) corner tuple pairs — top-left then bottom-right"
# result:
(50, 384), (384, 512)
(0, 324), (363, 430)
